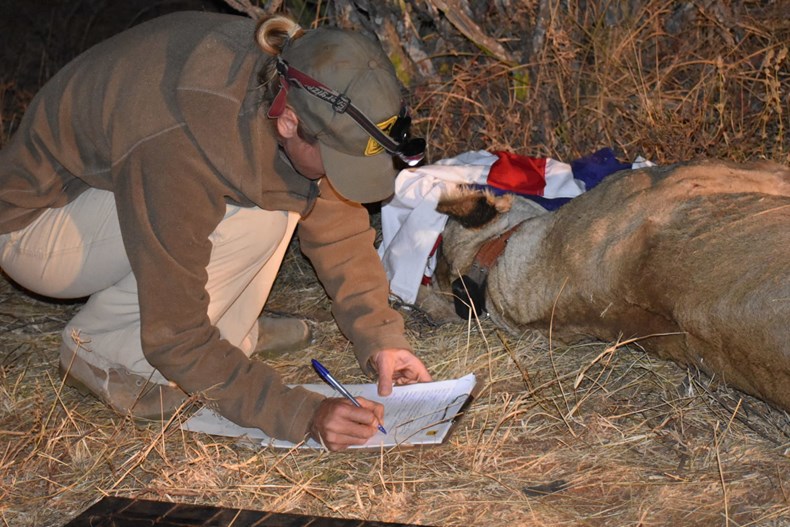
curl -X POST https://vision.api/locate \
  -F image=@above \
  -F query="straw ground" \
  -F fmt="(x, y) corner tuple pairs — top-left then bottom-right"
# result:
(2, 244), (790, 526)
(1, 1), (789, 526)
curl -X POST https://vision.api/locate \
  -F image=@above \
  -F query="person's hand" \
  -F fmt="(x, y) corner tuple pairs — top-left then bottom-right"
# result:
(309, 397), (384, 451)
(372, 348), (432, 396)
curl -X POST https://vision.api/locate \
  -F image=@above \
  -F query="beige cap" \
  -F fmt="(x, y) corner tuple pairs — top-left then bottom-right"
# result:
(276, 28), (403, 203)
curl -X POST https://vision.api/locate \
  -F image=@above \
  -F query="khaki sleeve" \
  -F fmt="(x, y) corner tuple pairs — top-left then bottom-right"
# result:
(297, 181), (412, 375)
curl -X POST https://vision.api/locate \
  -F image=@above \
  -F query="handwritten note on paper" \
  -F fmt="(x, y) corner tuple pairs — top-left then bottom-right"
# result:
(182, 374), (477, 449)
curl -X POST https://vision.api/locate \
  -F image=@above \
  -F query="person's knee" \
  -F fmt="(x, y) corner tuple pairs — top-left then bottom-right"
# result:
(208, 207), (291, 270)
(0, 189), (128, 298)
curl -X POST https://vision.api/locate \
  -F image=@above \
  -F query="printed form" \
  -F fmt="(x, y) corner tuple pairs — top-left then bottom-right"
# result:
(182, 373), (477, 449)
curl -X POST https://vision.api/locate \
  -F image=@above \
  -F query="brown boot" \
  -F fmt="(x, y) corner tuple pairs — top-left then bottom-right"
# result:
(254, 316), (313, 358)
(59, 346), (188, 421)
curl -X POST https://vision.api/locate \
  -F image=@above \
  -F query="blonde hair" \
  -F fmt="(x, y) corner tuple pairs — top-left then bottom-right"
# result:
(255, 15), (316, 143)
(255, 15), (304, 56)
(256, 15), (304, 107)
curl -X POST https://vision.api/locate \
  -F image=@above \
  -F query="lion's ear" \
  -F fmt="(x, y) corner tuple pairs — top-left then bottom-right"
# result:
(437, 189), (513, 229)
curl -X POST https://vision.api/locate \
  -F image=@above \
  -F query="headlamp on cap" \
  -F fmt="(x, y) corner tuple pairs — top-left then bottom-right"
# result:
(268, 57), (426, 166)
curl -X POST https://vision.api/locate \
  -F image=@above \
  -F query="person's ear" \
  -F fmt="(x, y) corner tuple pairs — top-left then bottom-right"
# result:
(276, 107), (299, 139)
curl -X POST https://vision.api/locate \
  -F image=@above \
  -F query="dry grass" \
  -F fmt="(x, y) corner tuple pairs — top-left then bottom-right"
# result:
(413, 0), (789, 166)
(1, 1), (789, 526)
(2, 255), (790, 527)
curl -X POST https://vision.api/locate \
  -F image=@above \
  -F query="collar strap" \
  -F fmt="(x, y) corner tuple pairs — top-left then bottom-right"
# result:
(473, 222), (522, 271)
(450, 222), (523, 319)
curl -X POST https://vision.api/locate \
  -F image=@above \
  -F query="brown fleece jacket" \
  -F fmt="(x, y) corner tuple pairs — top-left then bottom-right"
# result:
(0, 11), (411, 443)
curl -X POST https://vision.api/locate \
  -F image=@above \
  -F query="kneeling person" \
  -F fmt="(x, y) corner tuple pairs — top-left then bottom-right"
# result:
(0, 11), (431, 451)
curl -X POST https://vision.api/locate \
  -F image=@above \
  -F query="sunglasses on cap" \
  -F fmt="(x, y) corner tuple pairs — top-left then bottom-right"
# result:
(268, 57), (426, 166)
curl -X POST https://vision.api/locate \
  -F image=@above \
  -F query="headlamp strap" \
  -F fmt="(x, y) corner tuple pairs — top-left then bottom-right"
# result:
(271, 57), (403, 154)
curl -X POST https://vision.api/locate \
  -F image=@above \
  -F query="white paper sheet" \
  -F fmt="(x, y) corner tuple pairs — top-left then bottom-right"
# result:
(181, 374), (477, 449)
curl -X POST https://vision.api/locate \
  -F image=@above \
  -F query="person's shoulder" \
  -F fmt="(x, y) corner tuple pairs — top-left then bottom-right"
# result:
(133, 11), (252, 34)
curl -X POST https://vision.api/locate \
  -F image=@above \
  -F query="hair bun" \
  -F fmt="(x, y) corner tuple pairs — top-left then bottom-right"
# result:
(255, 15), (304, 55)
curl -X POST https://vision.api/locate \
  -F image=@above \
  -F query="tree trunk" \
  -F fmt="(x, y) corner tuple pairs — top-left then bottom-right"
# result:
(221, 0), (520, 87)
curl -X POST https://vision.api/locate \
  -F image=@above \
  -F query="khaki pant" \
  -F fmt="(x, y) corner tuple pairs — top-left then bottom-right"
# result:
(0, 188), (297, 385)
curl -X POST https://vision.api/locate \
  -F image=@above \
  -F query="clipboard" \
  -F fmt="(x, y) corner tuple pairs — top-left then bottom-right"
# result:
(182, 373), (478, 449)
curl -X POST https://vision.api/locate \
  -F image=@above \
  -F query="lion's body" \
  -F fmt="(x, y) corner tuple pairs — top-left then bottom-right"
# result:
(430, 160), (790, 411)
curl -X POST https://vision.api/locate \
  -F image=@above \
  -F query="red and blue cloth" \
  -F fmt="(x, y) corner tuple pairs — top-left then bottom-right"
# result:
(482, 147), (631, 210)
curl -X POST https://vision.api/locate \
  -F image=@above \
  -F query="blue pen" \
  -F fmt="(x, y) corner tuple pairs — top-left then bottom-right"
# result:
(311, 359), (387, 434)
